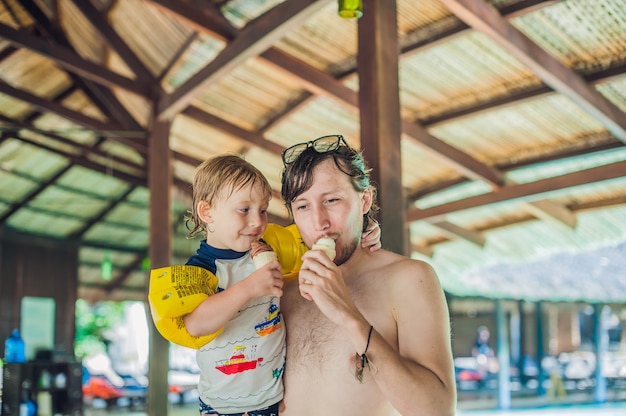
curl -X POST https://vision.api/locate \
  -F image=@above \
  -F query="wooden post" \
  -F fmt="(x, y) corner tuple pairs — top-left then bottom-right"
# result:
(357, 0), (406, 255)
(147, 108), (172, 415)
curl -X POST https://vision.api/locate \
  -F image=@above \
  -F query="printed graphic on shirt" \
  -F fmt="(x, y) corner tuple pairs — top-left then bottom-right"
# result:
(215, 345), (261, 375)
(255, 304), (281, 336)
(272, 366), (283, 380)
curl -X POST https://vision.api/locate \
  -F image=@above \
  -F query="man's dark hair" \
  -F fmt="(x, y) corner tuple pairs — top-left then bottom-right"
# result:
(281, 144), (379, 231)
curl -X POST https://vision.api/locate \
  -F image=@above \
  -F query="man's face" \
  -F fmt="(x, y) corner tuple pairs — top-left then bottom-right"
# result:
(290, 158), (372, 265)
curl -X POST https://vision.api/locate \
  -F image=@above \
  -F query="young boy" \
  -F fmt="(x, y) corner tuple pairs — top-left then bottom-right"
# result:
(183, 155), (284, 415)
(177, 154), (380, 416)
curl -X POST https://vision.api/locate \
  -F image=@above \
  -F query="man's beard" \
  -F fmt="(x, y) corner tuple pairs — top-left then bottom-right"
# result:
(333, 237), (359, 266)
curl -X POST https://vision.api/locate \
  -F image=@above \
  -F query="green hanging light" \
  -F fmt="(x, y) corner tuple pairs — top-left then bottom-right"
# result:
(338, 0), (363, 18)
(101, 250), (113, 281)
(142, 255), (151, 272)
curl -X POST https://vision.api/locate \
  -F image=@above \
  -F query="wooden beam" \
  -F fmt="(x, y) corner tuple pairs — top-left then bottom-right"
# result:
(149, 0), (237, 42)
(439, 0), (626, 144)
(401, 1), (563, 57)
(358, 0), (407, 255)
(402, 120), (505, 186)
(19, 0), (145, 129)
(181, 106), (286, 155)
(0, 116), (146, 172)
(69, 186), (137, 239)
(71, 0), (156, 84)
(0, 81), (130, 134)
(10, 134), (146, 186)
(429, 220), (486, 246)
(260, 47), (360, 109)
(147, 106), (171, 415)
(157, 32), (199, 82)
(104, 253), (145, 295)
(423, 62), (626, 127)
(150, 0), (507, 187)
(2, 120), (148, 152)
(0, 165), (72, 224)
(0, 22), (151, 96)
(525, 199), (577, 228)
(411, 243), (434, 257)
(158, 0), (327, 120)
(406, 160), (626, 222)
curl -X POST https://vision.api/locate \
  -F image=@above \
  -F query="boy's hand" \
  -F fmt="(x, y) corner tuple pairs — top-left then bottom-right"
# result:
(245, 261), (284, 298)
(361, 219), (381, 251)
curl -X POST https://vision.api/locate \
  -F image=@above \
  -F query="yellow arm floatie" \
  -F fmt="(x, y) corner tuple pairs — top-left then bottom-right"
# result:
(148, 265), (223, 349)
(262, 223), (307, 280)
(148, 224), (306, 349)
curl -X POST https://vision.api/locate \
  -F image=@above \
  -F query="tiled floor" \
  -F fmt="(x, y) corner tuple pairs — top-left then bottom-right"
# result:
(83, 400), (626, 416)
(458, 402), (626, 416)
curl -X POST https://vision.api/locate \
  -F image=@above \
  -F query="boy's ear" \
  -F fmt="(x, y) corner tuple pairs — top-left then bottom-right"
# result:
(197, 200), (213, 224)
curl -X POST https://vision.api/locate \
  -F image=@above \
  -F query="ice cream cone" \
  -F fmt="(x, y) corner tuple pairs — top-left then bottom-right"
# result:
(312, 238), (336, 261)
(253, 251), (278, 269)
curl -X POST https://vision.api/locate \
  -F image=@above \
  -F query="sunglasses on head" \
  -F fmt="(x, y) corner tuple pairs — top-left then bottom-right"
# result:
(281, 134), (349, 166)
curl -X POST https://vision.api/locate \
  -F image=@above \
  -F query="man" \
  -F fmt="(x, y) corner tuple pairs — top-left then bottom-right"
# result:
(279, 135), (456, 415)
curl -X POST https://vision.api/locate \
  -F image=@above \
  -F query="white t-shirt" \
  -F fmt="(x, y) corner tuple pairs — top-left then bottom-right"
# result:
(190, 244), (285, 414)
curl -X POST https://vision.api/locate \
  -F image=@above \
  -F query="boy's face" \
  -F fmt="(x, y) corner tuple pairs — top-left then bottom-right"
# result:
(198, 182), (270, 252)
(290, 158), (372, 265)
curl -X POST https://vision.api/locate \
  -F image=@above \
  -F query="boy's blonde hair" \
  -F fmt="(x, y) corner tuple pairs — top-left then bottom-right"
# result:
(186, 154), (272, 238)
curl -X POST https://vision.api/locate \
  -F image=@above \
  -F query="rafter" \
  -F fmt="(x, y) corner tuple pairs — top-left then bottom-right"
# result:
(525, 199), (577, 229)
(19, 0), (143, 129)
(157, 0), (328, 120)
(181, 106), (285, 155)
(0, 81), (132, 134)
(103, 253), (146, 295)
(69, 185), (137, 239)
(429, 220), (486, 246)
(0, 22), (151, 96)
(422, 62), (626, 127)
(439, 0), (626, 144)
(0, 115), (146, 172)
(151, 0), (560, 187)
(407, 160), (626, 222)
(71, 0), (156, 84)
(0, 165), (72, 224)
(10, 133), (146, 186)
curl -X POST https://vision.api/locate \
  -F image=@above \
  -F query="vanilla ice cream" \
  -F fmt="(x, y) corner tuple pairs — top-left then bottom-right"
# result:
(312, 238), (336, 261)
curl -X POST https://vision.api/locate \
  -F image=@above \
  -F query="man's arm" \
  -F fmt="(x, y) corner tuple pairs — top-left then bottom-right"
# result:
(364, 259), (457, 415)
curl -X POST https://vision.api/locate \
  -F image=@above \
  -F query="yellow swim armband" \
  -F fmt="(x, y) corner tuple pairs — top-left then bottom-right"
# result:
(262, 223), (307, 280)
(148, 265), (223, 349)
(148, 224), (306, 349)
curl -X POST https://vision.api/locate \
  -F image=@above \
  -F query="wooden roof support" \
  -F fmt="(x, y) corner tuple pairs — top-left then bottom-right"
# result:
(439, 0), (626, 144)
(407, 160), (626, 222)
(19, 0), (143, 129)
(429, 220), (486, 246)
(358, 0), (407, 255)
(157, 0), (327, 120)
(147, 106), (172, 415)
(152, 0), (506, 186)
(0, 22), (150, 96)
(71, 0), (156, 84)
(0, 81), (130, 134)
(182, 106), (285, 155)
(526, 199), (577, 229)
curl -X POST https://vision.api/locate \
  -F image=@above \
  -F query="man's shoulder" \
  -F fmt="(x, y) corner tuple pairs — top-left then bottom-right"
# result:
(371, 249), (432, 270)
(371, 249), (439, 285)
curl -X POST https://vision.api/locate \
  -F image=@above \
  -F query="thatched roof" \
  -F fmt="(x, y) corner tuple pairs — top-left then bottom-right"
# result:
(435, 238), (626, 303)
(1, 0), (626, 302)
